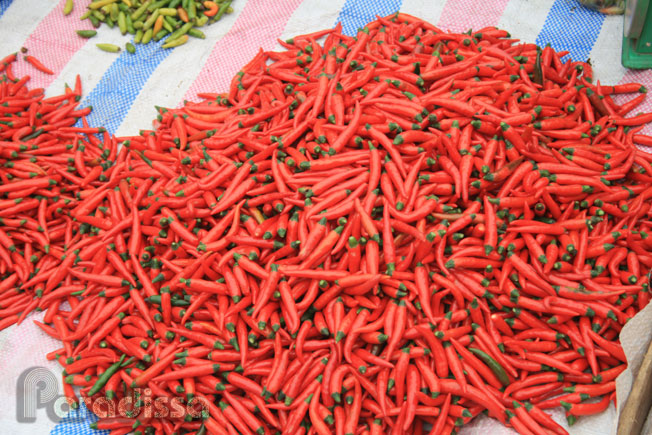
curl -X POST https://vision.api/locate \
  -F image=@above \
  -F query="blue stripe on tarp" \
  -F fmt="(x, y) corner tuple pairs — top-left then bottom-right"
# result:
(0, 0), (14, 18)
(78, 39), (171, 135)
(535, 0), (605, 62)
(50, 401), (107, 435)
(335, 0), (403, 36)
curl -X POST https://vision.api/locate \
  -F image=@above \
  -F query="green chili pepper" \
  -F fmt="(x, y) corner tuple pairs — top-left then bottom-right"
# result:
(154, 29), (169, 41)
(131, 1), (151, 21)
(187, 1), (197, 20)
(146, 0), (163, 12)
(210, 0), (231, 23)
(195, 15), (209, 27)
(96, 43), (121, 53)
(146, 294), (190, 306)
(118, 11), (128, 35)
(187, 28), (205, 39)
(88, 354), (125, 396)
(76, 30), (98, 38)
(158, 8), (177, 16)
(162, 34), (189, 49)
(533, 47), (543, 86)
(142, 9), (159, 31)
(141, 28), (154, 44)
(92, 10), (106, 22)
(63, 0), (74, 15)
(125, 13), (136, 34)
(166, 21), (193, 42)
(161, 16), (175, 33)
(468, 347), (510, 386)
(109, 3), (119, 21)
(89, 0), (118, 10)
(126, 42), (136, 54)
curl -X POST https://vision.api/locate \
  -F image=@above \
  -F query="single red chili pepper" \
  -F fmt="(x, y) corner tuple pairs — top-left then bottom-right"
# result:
(23, 55), (54, 75)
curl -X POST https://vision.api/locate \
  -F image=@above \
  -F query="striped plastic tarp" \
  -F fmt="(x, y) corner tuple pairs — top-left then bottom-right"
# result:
(0, 0), (640, 433)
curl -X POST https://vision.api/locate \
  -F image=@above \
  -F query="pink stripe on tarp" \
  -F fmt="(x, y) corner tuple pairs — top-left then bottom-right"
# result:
(12, 0), (93, 90)
(615, 70), (652, 135)
(437, 0), (510, 34)
(183, 0), (305, 102)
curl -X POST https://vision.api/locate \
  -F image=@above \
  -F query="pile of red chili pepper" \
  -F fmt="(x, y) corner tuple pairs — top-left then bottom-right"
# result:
(3, 12), (652, 435)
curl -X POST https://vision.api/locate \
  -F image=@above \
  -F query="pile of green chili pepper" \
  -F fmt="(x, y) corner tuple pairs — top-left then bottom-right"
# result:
(64, 0), (234, 53)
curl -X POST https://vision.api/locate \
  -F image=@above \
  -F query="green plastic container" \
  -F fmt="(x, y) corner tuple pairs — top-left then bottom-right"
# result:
(623, 0), (652, 68)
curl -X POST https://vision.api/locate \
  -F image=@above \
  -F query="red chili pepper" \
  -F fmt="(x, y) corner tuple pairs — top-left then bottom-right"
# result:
(2, 14), (652, 435)
(23, 55), (54, 75)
